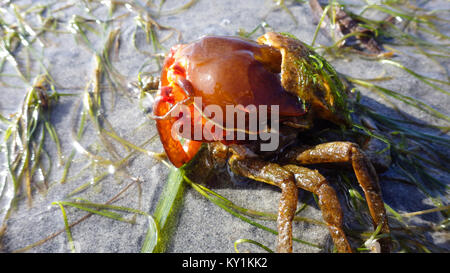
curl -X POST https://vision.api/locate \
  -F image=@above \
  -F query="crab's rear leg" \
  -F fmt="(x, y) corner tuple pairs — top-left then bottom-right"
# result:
(283, 141), (391, 252)
(228, 155), (353, 252)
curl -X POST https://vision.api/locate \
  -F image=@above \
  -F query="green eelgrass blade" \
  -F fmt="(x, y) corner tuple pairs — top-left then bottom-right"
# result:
(44, 120), (63, 166)
(159, 0), (198, 16)
(102, 129), (156, 157)
(356, 104), (450, 147)
(184, 176), (325, 226)
(380, 60), (450, 96)
(183, 175), (321, 249)
(53, 199), (164, 251)
(348, 77), (450, 122)
(400, 205), (450, 218)
(140, 215), (160, 253)
(60, 97), (87, 184)
(238, 22), (270, 39)
(311, 4), (331, 47)
(0, 114), (13, 125)
(360, 4), (425, 24)
(234, 238), (274, 253)
(52, 202), (76, 253)
(348, 187), (403, 226)
(56, 201), (133, 223)
(142, 166), (185, 253)
(274, 0), (298, 25)
(64, 200), (150, 216)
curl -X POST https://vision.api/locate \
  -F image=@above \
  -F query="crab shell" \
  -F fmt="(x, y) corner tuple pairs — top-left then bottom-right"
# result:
(153, 32), (350, 167)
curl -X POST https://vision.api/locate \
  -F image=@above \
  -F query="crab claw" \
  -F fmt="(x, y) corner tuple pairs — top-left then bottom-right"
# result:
(153, 97), (202, 168)
(153, 47), (202, 168)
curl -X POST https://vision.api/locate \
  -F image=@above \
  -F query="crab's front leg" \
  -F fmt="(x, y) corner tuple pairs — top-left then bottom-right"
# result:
(228, 155), (298, 253)
(283, 141), (391, 252)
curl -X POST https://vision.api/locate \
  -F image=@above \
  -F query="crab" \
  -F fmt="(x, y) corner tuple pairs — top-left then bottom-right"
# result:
(152, 32), (390, 253)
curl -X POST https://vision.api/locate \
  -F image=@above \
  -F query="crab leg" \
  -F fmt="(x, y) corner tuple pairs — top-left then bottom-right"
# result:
(283, 141), (391, 252)
(228, 155), (298, 253)
(229, 153), (353, 253)
(283, 165), (352, 252)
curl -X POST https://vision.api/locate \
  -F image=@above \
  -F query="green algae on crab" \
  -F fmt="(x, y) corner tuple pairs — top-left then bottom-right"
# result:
(258, 32), (352, 127)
